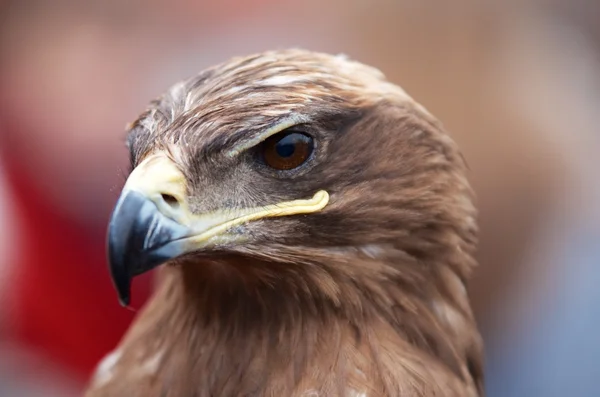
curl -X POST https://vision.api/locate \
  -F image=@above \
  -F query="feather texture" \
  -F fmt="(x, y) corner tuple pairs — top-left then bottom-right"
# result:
(86, 49), (484, 397)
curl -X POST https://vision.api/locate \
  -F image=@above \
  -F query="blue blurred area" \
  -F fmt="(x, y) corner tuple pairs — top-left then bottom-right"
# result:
(487, 220), (600, 397)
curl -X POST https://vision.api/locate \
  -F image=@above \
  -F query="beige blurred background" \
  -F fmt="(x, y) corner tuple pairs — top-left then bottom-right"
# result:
(1, 0), (599, 396)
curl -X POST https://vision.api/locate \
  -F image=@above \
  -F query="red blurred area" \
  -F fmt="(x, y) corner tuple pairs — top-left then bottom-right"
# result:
(0, 119), (153, 379)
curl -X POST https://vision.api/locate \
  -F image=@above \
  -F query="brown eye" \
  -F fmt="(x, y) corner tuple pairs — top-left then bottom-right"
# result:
(262, 131), (314, 170)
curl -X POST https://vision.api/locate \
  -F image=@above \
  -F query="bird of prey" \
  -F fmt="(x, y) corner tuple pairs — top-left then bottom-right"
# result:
(85, 49), (484, 397)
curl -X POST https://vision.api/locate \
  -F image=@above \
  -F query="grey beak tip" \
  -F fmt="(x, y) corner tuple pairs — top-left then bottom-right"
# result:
(107, 225), (133, 307)
(107, 189), (190, 305)
(118, 295), (131, 307)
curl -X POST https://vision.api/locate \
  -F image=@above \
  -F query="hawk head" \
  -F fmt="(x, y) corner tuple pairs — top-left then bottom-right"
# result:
(104, 49), (482, 396)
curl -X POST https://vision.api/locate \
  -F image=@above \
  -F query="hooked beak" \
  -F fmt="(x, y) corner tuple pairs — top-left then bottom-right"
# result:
(107, 152), (329, 306)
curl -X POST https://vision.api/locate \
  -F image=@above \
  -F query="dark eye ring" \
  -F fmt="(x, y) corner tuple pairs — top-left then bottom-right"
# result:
(261, 130), (314, 171)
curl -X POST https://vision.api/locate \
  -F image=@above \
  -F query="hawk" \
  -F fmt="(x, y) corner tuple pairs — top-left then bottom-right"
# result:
(85, 49), (484, 397)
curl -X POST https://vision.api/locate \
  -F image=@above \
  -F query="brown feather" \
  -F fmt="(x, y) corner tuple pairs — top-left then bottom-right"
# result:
(86, 49), (484, 397)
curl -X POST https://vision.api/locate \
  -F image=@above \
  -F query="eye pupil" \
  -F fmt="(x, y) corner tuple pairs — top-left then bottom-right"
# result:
(275, 139), (296, 158)
(262, 130), (314, 171)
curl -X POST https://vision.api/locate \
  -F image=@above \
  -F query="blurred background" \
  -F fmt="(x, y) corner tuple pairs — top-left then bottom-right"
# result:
(0, 0), (599, 395)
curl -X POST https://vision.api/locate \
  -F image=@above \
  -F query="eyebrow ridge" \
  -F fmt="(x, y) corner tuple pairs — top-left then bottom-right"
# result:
(225, 114), (312, 158)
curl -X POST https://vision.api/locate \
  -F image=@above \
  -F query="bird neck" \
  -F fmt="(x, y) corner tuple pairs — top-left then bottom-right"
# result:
(101, 252), (482, 396)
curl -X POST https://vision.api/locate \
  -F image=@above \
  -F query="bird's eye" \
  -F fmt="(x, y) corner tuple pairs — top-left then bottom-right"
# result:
(261, 130), (314, 170)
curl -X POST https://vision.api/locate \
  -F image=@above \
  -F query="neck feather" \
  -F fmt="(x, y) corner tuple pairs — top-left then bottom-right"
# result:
(88, 251), (483, 396)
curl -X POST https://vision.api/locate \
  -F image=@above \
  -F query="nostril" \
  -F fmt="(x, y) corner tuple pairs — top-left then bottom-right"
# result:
(161, 193), (180, 209)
